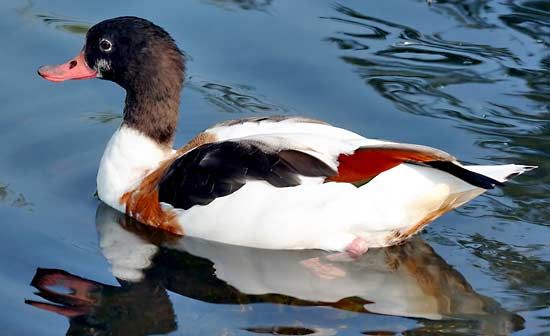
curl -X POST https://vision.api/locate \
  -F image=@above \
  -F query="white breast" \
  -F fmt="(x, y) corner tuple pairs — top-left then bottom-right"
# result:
(97, 125), (170, 212)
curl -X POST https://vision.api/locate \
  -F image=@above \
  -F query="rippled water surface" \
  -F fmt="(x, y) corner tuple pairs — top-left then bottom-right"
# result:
(1, 0), (548, 335)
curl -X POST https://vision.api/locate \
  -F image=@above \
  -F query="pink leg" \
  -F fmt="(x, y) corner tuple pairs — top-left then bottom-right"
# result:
(325, 237), (369, 262)
(345, 237), (369, 258)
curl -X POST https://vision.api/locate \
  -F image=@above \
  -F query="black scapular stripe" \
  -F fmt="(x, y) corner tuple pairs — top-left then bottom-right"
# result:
(158, 141), (336, 210)
(425, 161), (503, 189)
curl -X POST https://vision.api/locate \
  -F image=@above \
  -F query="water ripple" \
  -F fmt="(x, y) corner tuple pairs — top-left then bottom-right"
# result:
(202, 0), (273, 11)
(188, 78), (291, 114)
(428, 0), (497, 29)
(499, 0), (550, 46)
(33, 13), (90, 35)
(0, 183), (33, 210)
(16, 1), (91, 36)
(460, 234), (550, 309)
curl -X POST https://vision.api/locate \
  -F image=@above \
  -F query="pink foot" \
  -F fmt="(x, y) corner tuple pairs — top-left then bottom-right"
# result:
(300, 257), (346, 279)
(344, 237), (369, 258)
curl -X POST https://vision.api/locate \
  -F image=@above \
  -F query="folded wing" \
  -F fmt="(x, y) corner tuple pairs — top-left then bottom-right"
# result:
(158, 140), (336, 210)
(157, 131), (502, 211)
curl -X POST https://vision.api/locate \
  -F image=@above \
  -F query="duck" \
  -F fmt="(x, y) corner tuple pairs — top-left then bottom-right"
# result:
(38, 16), (535, 256)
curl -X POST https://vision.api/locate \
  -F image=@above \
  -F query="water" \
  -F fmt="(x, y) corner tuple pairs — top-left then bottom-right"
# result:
(0, 0), (548, 334)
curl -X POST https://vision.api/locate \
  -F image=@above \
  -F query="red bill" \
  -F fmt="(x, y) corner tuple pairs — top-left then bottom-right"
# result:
(38, 51), (97, 82)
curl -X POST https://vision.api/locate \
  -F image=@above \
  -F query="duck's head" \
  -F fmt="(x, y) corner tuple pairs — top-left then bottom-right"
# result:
(38, 16), (185, 90)
(38, 17), (185, 145)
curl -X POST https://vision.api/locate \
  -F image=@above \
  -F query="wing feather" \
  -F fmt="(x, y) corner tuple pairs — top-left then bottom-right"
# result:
(158, 140), (336, 210)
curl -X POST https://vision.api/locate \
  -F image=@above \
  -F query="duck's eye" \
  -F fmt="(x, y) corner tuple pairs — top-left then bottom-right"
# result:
(99, 39), (112, 52)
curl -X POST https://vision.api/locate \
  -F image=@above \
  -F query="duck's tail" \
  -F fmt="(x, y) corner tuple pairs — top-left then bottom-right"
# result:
(357, 163), (537, 247)
(435, 163), (537, 212)
(426, 164), (537, 214)
(463, 164), (537, 184)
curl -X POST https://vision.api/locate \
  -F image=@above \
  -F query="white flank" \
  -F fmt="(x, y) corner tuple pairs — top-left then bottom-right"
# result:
(175, 162), (495, 250)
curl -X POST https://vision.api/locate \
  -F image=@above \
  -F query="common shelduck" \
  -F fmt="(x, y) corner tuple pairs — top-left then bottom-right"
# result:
(38, 17), (535, 256)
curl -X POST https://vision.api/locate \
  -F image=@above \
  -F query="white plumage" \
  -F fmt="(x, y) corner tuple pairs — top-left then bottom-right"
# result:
(97, 118), (535, 251)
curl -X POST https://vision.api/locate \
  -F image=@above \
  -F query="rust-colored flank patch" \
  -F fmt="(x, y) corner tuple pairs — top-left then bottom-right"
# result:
(120, 132), (217, 235)
(327, 145), (455, 183)
(121, 188), (181, 235)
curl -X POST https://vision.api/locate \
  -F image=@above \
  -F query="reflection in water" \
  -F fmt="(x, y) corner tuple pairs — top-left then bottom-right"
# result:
(324, 2), (549, 226)
(27, 268), (176, 336)
(26, 204), (524, 335)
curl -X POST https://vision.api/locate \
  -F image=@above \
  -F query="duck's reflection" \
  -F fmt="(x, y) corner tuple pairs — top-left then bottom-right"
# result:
(26, 203), (524, 335)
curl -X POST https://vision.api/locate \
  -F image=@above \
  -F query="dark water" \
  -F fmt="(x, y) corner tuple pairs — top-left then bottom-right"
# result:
(0, 0), (548, 335)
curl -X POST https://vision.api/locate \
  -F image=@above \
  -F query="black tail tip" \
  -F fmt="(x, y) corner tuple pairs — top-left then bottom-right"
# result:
(426, 161), (503, 189)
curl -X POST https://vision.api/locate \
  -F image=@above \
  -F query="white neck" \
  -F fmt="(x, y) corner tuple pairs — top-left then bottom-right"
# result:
(97, 125), (172, 212)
